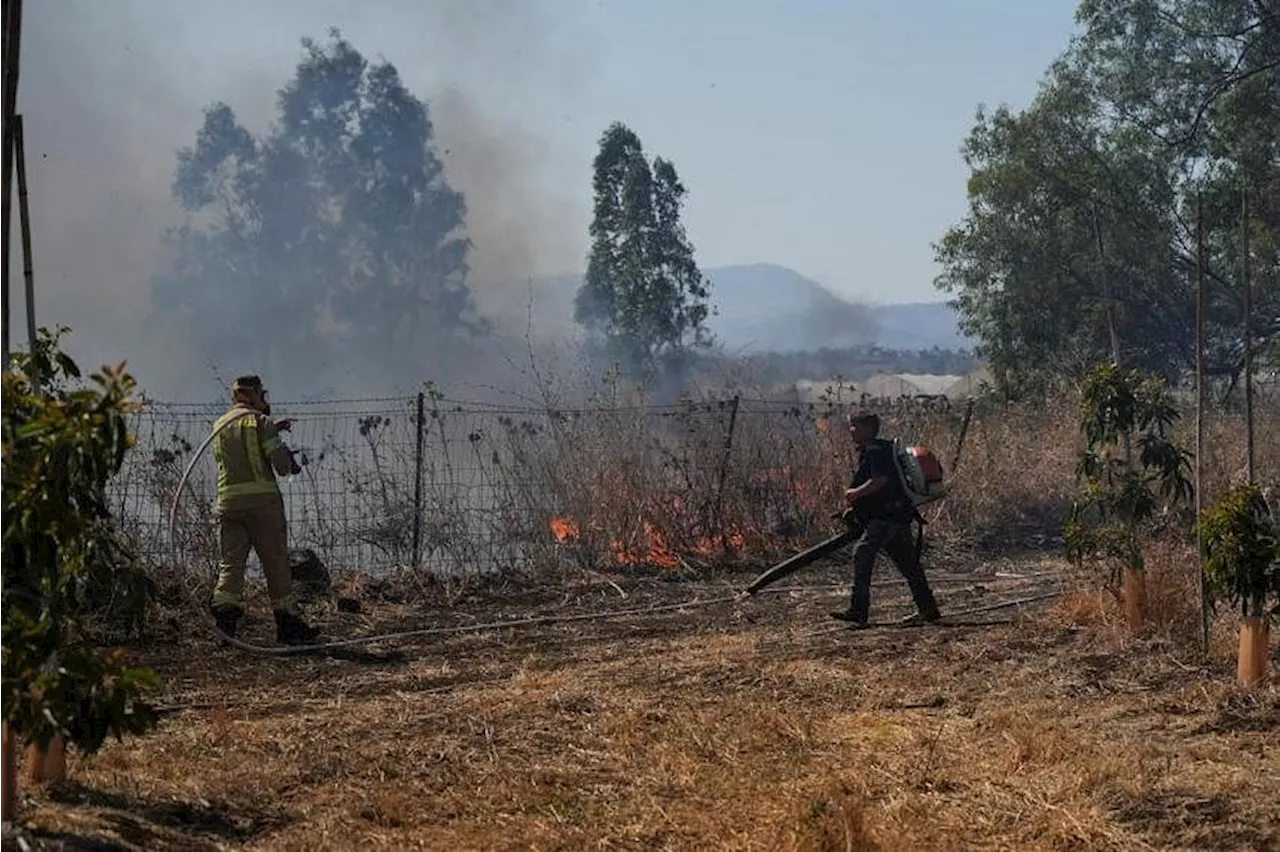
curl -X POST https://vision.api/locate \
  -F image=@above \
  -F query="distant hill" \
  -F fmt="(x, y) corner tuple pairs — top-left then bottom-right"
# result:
(702, 264), (876, 354)
(704, 263), (972, 353)
(501, 263), (973, 355)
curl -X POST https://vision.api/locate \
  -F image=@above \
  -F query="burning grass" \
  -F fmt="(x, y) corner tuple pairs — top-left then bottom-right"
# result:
(7, 562), (1278, 851)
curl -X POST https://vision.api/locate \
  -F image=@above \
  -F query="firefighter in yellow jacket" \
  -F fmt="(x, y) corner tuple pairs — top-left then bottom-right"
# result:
(210, 375), (319, 645)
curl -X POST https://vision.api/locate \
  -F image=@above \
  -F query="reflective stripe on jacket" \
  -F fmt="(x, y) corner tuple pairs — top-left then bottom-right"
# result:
(213, 407), (285, 507)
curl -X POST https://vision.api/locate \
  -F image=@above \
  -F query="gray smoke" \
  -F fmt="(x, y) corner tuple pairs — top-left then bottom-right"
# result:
(10, 0), (594, 402)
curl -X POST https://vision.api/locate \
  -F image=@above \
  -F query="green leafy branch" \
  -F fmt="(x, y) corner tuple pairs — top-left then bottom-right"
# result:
(2, 329), (159, 753)
(1197, 483), (1280, 620)
(1065, 363), (1193, 584)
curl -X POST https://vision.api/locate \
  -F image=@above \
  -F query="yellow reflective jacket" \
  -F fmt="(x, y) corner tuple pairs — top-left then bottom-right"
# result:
(212, 406), (294, 510)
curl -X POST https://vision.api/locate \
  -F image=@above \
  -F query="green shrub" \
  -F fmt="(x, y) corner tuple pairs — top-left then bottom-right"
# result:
(2, 328), (158, 753)
(1197, 482), (1280, 620)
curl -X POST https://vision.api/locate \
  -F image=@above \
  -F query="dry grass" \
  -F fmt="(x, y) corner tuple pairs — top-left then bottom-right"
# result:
(12, 390), (1277, 849)
(7, 560), (1278, 851)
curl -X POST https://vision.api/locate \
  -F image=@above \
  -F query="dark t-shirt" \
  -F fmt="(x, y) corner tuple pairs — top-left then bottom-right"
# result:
(850, 438), (911, 521)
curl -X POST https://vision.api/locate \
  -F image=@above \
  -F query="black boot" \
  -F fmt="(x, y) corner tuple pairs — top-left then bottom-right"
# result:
(829, 608), (869, 629)
(212, 605), (243, 639)
(274, 610), (320, 646)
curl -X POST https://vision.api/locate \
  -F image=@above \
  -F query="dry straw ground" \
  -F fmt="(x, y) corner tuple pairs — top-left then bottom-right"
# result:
(4, 393), (1279, 851)
(8, 558), (1279, 852)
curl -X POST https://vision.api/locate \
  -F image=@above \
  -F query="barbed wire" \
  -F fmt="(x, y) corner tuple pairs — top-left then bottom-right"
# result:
(110, 390), (1273, 590)
(138, 392), (965, 417)
(113, 393), (972, 580)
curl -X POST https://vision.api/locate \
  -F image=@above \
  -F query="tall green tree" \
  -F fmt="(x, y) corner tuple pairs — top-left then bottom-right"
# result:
(936, 0), (1279, 397)
(934, 66), (1192, 394)
(575, 122), (712, 378)
(155, 30), (483, 388)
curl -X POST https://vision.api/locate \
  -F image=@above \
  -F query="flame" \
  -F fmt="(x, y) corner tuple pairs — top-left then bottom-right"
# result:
(610, 522), (681, 569)
(549, 517), (579, 543)
(550, 498), (756, 570)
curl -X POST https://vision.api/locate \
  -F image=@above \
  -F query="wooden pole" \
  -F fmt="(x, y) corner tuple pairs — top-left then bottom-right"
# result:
(714, 394), (740, 551)
(2, 0), (23, 367)
(1196, 195), (1209, 653)
(0, 0), (19, 818)
(1241, 187), (1254, 484)
(2, 0), (8, 367)
(15, 113), (36, 387)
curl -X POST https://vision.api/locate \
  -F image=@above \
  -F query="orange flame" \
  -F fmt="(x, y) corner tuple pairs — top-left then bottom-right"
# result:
(610, 522), (681, 569)
(551, 502), (753, 569)
(549, 517), (579, 543)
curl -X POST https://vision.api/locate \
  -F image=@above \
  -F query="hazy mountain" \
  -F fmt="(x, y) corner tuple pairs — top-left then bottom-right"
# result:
(704, 264), (972, 353)
(511, 263), (973, 354)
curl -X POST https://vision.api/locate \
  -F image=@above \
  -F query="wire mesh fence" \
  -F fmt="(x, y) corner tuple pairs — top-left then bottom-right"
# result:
(111, 393), (958, 579)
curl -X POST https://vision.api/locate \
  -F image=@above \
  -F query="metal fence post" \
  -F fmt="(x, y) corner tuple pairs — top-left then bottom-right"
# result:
(412, 391), (425, 568)
(715, 394), (740, 551)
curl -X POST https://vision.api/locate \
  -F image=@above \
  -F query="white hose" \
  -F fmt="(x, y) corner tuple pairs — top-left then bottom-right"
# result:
(166, 411), (747, 655)
(166, 410), (1063, 657)
(167, 408), (318, 654)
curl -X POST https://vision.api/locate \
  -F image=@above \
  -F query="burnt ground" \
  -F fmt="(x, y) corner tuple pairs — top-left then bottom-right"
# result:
(3, 555), (1278, 852)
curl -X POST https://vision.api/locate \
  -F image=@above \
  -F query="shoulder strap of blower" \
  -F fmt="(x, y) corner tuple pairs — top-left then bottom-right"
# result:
(878, 438), (925, 556)
(890, 437), (931, 557)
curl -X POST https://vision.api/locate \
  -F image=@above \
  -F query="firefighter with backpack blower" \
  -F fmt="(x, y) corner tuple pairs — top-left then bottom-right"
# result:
(829, 411), (943, 628)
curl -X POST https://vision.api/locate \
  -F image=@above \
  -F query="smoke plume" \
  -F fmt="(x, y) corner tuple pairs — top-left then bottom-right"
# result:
(10, 0), (594, 402)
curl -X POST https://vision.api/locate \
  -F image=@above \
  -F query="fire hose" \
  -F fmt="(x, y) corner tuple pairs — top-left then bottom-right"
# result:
(168, 411), (744, 655)
(168, 398), (1051, 656)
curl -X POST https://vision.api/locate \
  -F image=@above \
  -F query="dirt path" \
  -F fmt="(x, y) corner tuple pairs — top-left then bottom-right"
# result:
(5, 559), (1277, 851)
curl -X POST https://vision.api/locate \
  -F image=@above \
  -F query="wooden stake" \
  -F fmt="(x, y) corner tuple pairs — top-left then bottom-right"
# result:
(2, 0), (23, 367)
(1, 723), (15, 821)
(0, 1), (20, 823)
(23, 734), (65, 785)
(1237, 617), (1270, 688)
(15, 113), (36, 387)
(1241, 187), (1254, 484)
(1196, 195), (1209, 653)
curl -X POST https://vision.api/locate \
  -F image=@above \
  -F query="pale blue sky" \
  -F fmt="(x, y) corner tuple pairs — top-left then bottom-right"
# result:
(18, 0), (1080, 381)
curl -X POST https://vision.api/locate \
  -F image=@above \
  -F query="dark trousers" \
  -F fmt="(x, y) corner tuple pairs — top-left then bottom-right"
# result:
(848, 518), (940, 623)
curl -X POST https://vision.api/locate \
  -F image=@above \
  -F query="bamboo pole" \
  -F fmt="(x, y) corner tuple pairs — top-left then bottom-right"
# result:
(2, 0), (8, 367)
(15, 112), (36, 387)
(2, 0), (23, 367)
(0, 0), (19, 823)
(1196, 196), (1209, 653)
(1241, 187), (1253, 484)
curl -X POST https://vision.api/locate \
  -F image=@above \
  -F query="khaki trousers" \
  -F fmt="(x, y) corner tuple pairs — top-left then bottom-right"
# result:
(211, 495), (298, 614)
